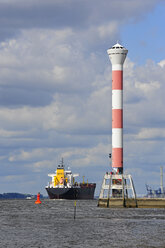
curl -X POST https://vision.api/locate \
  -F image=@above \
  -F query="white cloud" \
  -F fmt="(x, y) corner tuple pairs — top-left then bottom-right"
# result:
(9, 148), (57, 162)
(0, 128), (25, 137)
(52, 66), (68, 82)
(158, 60), (165, 68)
(136, 128), (165, 140)
(97, 21), (119, 39)
(135, 81), (160, 93)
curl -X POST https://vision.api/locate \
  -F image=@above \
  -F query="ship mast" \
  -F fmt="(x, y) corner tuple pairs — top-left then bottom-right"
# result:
(60, 158), (64, 168)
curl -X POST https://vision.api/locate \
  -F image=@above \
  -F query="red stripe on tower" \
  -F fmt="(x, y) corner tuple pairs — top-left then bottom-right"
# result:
(112, 109), (123, 128)
(112, 71), (123, 90)
(112, 148), (123, 168)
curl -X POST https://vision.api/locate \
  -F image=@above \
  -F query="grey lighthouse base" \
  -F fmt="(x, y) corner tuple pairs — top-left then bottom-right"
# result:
(98, 198), (165, 208)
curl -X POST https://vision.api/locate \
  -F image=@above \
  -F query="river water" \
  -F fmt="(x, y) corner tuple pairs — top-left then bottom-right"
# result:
(0, 199), (165, 247)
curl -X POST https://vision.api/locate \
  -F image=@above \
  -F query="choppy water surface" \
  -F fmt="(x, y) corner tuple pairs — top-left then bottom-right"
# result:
(0, 199), (165, 247)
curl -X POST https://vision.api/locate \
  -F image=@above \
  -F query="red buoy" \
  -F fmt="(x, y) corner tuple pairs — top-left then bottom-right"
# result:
(35, 192), (41, 204)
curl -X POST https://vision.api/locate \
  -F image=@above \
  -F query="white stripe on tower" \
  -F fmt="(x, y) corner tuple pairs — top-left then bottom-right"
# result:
(112, 69), (123, 169)
(107, 43), (128, 172)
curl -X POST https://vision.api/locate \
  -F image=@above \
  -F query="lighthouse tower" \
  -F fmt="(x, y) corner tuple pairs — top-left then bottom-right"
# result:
(107, 43), (128, 174)
(98, 43), (136, 204)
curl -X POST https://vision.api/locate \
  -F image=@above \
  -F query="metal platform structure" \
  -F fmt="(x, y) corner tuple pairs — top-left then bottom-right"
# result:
(98, 168), (165, 208)
(99, 172), (137, 200)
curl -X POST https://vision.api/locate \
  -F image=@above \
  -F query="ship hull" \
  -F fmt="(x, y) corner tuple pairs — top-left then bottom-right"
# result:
(45, 184), (96, 200)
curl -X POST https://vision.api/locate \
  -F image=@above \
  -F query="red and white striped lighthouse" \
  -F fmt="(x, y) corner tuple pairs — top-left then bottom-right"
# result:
(107, 43), (128, 174)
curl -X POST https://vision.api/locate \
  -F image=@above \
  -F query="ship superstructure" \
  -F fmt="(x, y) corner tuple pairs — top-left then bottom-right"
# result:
(47, 162), (79, 189)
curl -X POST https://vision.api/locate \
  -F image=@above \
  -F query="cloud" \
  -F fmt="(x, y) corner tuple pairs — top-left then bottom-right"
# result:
(0, 0), (161, 41)
(0, 0), (164, 195)
(158, 60), (165, 67)
(136, 128), (165, 140)
(0, 29), (103, 108)
(8, 148), (58, 162)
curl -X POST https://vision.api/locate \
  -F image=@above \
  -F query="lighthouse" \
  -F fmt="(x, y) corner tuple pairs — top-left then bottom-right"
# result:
(107, 43), (128, 174)
(98, 43), (136, 204)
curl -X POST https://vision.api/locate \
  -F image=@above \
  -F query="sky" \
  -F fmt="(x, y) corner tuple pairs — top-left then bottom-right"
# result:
(0, 0), (165, 196)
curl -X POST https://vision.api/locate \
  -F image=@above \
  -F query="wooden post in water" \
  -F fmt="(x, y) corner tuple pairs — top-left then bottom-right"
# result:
(74, 200), (76, 220)
(122, 174), (126, 207)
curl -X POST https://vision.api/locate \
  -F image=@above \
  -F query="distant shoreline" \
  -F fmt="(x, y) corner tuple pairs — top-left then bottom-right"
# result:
(0, 193), (45, 199)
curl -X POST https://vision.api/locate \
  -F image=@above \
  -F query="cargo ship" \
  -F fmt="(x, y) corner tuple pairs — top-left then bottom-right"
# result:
(45, 160), (96, 199)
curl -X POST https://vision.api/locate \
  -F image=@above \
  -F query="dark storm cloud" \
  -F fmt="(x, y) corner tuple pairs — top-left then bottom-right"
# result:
(0, 0), (89, 40)
(0, 0), (161, 41)
(0, 87), (52, 107)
